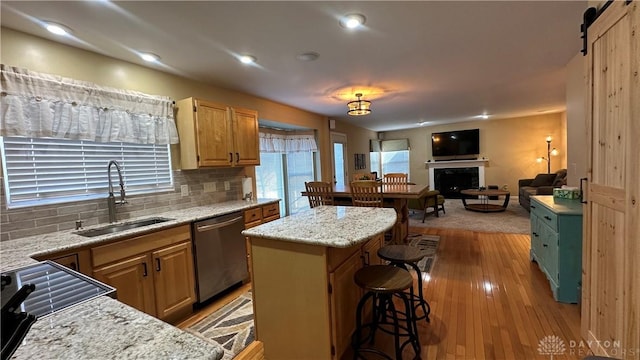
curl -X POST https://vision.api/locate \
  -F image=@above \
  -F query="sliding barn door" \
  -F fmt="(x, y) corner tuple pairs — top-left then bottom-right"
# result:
(582, 1), (639, 358)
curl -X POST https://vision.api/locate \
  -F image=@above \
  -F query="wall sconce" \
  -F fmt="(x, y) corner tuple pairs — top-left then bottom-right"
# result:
(537, 136), (558, 174)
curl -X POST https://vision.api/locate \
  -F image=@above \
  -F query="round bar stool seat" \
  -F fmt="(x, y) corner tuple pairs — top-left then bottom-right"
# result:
(378, 244), (432, 323)
(352, 265), (420, 360)
(354, 264), (413, 292)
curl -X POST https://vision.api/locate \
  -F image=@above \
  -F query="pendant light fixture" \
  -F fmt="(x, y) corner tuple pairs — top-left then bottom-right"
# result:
(347, 93), (372, 116)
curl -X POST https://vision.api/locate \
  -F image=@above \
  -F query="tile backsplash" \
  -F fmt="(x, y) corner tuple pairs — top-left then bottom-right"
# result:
(0, 168), (246, 241)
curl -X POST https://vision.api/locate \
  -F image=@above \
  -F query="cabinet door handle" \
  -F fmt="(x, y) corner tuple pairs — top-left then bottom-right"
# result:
(155, 258), (161, 272)
(543, 244), (548, 247)
(142, 262), (148, 277)
(229, 152), (233, 163)
(544, 216), (552, 221)
(236, 152), (240, 163)
(531, 205), (536, 209)
(364, 251), (371, 266)
(532, 232), (538, 237)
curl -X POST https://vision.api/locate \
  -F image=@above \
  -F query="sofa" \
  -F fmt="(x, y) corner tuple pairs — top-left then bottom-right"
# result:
(518, 169), (567, 211)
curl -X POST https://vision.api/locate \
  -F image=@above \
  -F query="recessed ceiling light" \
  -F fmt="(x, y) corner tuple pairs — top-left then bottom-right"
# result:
(339, 14), (366, 29)
(296, 52), (319, 62)
(44, 22), (72, 36)
(139, 52), (160, 62)
(418, 121), (429, 126)
(476, 114), (490, 119)
(238, 55), (257, 64)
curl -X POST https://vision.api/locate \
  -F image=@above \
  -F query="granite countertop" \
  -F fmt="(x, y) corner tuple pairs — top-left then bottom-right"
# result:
(1, 198), (279, 360)
(11, 296), (223, 360)
(1, 199), (279, 272)
(242, 205), (396, 248)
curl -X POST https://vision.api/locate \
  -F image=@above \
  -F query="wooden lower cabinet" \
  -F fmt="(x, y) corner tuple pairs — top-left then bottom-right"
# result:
(152, 242), (196, 319)
(250, 233), (383, 360)
(329, 250), (362, 359)
(34, 248), (92, 276)
(92, 225), (196, 323)
(244, 203), (280, 280)
(361, 234), (383, 266)
(93, 253), (156, 316)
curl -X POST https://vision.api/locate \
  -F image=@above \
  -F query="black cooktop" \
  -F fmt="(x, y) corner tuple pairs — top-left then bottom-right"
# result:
(1, 261), (116, 319)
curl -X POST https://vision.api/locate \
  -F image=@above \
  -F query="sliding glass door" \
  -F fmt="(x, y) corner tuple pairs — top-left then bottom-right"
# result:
(256, 151), (316, 216)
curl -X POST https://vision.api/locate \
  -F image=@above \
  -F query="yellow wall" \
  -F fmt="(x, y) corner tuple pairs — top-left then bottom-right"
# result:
(331, 120), (378, 181)
(0, 27), (573, 197)
(565, 53), (588, 187)
(380, 113), (567, 193)
(0, 27), (332, 180)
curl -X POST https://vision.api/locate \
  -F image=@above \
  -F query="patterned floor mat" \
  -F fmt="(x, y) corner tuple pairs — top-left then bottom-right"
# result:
(186, 292), (254, 360)
(406, 233), (441, 273)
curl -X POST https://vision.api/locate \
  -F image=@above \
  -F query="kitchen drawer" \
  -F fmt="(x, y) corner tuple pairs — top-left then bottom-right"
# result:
(244, 208), (262, 224)
(33, 248), (92, 276)
(92, 225), (191, 267)
(262, 203), (280, 222)
(531, 201), (558, 232)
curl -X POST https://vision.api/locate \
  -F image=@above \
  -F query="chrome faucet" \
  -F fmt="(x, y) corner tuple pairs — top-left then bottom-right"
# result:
(107, 160), (127, 223)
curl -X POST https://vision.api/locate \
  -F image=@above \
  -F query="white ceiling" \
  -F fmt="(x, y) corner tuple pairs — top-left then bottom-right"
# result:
(0, 1), (587, 132)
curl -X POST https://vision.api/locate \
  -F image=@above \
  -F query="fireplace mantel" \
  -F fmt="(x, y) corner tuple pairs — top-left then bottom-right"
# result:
(425, 159), (489, 188)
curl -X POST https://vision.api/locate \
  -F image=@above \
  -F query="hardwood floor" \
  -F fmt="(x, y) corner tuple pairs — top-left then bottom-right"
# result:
(180, 227), (585, 360)
(347, 227), (584, 360)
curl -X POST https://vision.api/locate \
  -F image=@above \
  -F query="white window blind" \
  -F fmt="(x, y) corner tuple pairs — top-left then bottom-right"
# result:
(0, 136), (173, 208)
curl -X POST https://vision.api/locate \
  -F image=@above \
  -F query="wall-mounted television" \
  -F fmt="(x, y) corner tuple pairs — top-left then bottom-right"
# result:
(431, 129), (480, 158)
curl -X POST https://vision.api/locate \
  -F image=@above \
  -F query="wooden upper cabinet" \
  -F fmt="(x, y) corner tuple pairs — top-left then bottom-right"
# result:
(195, 99), (234, 167)
(176, 97), (260, 169)
(232, 107), (260, 166)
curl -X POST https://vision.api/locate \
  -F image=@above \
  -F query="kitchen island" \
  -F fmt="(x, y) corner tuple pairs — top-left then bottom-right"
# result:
(242, 205), (397, 360)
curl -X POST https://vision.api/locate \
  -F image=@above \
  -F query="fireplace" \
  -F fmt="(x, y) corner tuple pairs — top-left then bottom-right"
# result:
(425, 159), (488, 198)
(434, 167), (479, 198)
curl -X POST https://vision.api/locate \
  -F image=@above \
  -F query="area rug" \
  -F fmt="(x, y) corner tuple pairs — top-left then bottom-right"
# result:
(186, 292), (254, 360)
(409, 197), (530, 234)
(406, 233), (441, 273)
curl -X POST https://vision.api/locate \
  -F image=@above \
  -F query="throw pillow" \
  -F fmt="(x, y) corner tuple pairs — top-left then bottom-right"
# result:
(530, 173), (558, 187)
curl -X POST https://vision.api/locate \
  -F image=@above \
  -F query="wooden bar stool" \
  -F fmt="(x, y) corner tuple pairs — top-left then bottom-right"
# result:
(377, 245), (432, 323)
(352, 265), (421, 360)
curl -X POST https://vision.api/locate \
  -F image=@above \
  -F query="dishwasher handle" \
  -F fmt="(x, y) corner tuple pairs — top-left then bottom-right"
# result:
(195, 216), (243, 232)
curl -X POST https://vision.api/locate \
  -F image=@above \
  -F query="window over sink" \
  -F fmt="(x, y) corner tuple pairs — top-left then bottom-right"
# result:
(0, 136), (173, 209)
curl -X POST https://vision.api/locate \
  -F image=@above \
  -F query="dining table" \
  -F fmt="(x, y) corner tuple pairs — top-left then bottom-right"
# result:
(302, 182), (431, 244)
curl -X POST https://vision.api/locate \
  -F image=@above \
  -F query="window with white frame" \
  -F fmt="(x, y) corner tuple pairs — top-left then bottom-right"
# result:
(255, 129), (318, 216)
(0, 136), (173, 209)
(370, 138), (410, 178)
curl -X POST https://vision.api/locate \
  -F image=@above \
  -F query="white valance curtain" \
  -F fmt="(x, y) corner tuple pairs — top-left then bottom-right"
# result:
(0, 64), (179, 145)
(259, 130), (318, 153)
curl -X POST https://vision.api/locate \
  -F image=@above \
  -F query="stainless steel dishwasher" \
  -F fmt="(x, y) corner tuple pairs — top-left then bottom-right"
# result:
(192, 211), (247, 304)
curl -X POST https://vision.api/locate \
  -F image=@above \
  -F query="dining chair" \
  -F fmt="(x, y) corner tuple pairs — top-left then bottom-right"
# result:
(382, 173), (408, 185)
(304, 181), (334, 208)
(350, 180), (383, 207)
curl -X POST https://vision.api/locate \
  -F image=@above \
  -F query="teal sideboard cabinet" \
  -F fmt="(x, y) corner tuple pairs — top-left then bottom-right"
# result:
(529, 195), (583, 303)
